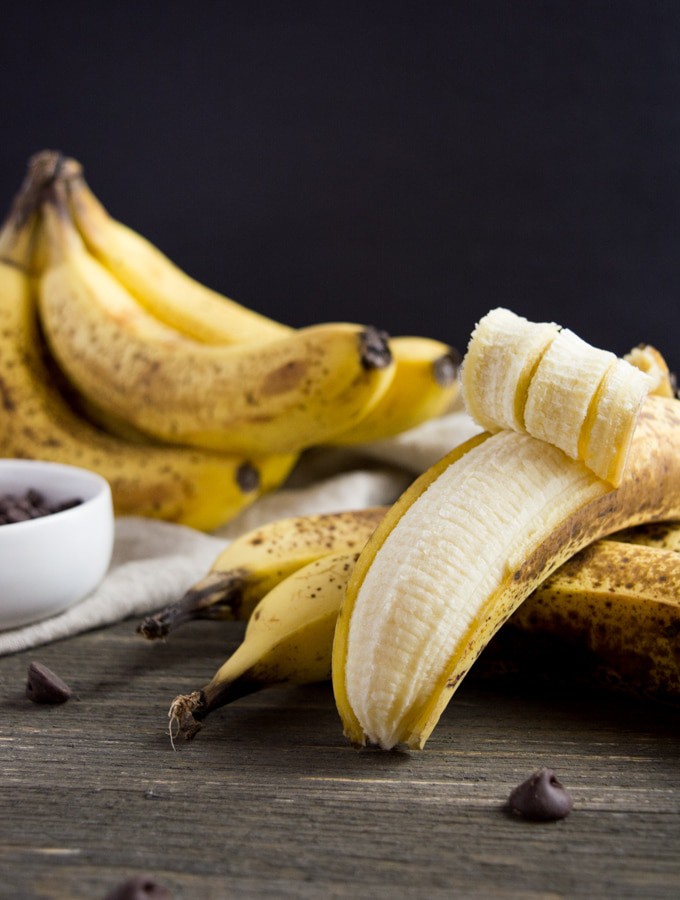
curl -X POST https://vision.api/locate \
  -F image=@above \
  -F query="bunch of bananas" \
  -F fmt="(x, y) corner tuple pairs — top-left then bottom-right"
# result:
(153, 505), (680, 741)
(148, 310), (680, 746)
(0, 151), (461, 530)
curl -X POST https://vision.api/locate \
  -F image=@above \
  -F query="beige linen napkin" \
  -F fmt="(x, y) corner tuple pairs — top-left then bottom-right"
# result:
(0, 411), (482, 655)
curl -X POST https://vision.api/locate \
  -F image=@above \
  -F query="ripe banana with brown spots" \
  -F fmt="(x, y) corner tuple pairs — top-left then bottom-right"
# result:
(37, 180), (394, 456)
(61, 156), (291, 345)
(55, 155), (463, 444)
(166, 513), (680, 739)
(0, 160), (295, 530)
(138, 506), (386, 638)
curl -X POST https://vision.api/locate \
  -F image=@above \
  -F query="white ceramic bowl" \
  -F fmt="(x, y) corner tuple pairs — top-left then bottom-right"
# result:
(0, 460), (114, 630)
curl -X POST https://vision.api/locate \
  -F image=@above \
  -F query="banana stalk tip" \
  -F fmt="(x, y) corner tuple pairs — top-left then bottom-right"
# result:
(168, 692), (205, 742)
(359, 327), (392, 370)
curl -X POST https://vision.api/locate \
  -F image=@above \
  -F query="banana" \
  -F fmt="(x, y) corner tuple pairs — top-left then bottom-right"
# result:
(328, 337), (461, 445)
(624, 344), (677, 399)
(167, 522), (680, 739)
(460, 307), (560, 433)
(59, 156), (292, 345)
(523, 326), (617, 457)
(0, 171), (296, 531)
(55, 156), (461, 448)
(138, 506), (386, 638)
(489, 538), (680, 701)
(168, 552), (360, 740)
(37, 182), (394, 456)
(461, 308), (653, 485)
(332, 390), (680, 750)
(611, 519), (680, 552)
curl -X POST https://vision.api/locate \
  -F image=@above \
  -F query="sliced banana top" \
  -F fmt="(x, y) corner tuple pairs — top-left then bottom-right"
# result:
(461, 307), (654, 486)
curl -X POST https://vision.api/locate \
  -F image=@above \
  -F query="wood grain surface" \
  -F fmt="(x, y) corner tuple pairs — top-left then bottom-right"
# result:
(1, 618), (679, 899)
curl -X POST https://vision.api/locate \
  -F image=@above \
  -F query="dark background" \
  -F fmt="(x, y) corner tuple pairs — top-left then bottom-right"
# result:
(4, 1), (680, 374)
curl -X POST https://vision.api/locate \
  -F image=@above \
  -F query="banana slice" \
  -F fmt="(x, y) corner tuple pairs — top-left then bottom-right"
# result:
(523, 327), (616, 459)
(461, 308), (654, 486)
(582, 357), (653, 486)
(461, 307), (559, 432)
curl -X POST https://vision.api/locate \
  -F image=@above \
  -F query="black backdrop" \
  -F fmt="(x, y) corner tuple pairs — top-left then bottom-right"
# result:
(4, 1), (680, 374)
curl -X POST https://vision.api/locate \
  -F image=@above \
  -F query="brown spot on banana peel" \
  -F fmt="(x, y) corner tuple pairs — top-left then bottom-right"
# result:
(401, 396), (680, 749)
(260, 360), (308, 396)
(0, 375), (16, 412)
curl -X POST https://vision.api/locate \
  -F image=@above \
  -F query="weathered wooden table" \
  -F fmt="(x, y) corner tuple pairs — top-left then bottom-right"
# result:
(1, 617), (679, 899)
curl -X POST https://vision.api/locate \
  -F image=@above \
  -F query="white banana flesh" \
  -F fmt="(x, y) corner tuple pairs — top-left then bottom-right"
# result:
(523, 327), (615, 458)
(582, 357), (655, 486)
(341, 431), (609, 749)
(624, 344), (677, 399)
(461, 307), (560, 432)
(461, 308), (653, 485)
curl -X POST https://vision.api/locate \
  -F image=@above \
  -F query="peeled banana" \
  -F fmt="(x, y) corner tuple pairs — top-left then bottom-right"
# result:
(333, 369), (680, 749)
(167, 509), (680, 739)
(139, 507), (386, 638)
(0, 160), (295, 530)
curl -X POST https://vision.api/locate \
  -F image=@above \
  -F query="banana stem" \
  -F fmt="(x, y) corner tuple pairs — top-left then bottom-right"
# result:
(138, 570), (248, 639)
(358, 327), (392, 370)
(60, 159), (110, 234)
(0, 150), (63, 262)
(40, 178), (89, 265)
(169, 676), (263, 741)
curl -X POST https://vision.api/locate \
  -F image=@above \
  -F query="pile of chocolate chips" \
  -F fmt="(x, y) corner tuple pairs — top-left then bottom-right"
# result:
(0, 489), (82, 525)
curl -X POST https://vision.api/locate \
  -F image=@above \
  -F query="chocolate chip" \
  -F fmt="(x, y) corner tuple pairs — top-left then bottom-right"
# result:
(25, 661), (72, 704)
(507, 767), (573, 821)
(25, 488), (45, 506)
(0, 489), (83, 525)
(104, 874), (173, 900)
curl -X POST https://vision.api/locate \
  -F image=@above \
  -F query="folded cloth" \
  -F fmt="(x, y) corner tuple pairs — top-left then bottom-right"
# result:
(0, 411), (482, 656)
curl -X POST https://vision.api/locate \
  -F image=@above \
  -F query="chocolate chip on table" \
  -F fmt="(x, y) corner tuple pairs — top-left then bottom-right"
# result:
(507, 767), (573, 821)
(0, 489), (83, 525)
(25, 661), (72, 704)
(104, 874), (174, 900)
